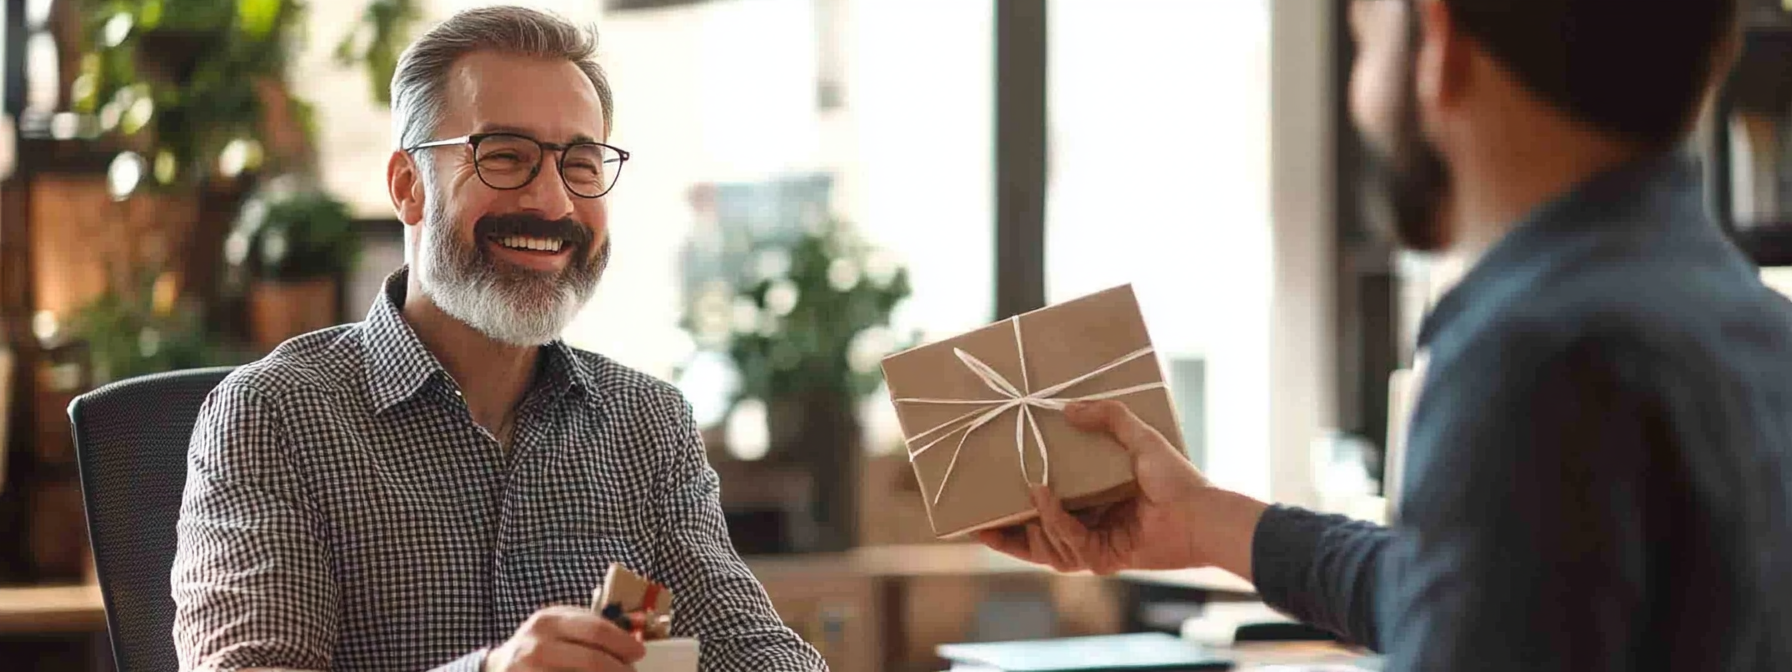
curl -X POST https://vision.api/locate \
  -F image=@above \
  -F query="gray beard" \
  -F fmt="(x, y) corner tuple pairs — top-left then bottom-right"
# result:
(414, 196), (598, 347)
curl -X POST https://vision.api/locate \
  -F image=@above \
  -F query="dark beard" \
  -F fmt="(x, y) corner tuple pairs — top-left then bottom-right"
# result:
(1361, 114), (1451, 252)
(1359, 10), (1452, 252)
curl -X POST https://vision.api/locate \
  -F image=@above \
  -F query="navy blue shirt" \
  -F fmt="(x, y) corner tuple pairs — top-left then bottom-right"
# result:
(1252, 153), (1792, 671)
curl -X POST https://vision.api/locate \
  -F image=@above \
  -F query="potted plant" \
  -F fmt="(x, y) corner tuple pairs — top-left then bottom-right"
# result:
(67, 268), (249, 386)
(682, 217), (914, 551)
(227, 188), (361, 350)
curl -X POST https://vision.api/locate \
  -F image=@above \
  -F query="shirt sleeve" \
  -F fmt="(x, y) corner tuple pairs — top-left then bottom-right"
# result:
(1252, 334), (1653, 671)
(171, 381), (341, 672)
(648, 389), (828, 672)
(1251, 505), (1392, 647)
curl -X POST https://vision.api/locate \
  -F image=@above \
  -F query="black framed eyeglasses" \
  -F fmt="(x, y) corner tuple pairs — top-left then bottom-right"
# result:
(407, 132), (630, 199)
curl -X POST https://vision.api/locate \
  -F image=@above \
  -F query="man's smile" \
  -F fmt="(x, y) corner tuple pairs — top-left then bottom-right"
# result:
(485, 233), (574, 271)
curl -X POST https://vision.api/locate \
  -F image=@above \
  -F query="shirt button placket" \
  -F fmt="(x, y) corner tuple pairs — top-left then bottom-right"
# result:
(492, 402), (530, 631)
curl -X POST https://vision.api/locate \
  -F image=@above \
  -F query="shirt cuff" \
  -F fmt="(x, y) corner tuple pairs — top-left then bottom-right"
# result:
(1249, 504), (1333, 614)
(431, 648), (489, 672)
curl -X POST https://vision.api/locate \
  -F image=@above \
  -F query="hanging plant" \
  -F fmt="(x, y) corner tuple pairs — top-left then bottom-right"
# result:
(334, 0), (421, 106)
(71, 0), (307, 186)
(71, 0), (423, 187)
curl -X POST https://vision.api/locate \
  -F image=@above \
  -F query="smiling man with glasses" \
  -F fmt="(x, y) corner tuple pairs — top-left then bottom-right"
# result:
(168, 6), (824, 672)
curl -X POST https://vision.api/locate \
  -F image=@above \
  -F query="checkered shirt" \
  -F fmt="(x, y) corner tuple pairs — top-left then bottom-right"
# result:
(171, 267), (826, 672)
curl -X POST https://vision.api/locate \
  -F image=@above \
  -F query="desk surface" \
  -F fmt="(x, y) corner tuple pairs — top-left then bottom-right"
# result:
(928, 641), (1374, 672)
(750, 544), (1259, 595)
(0, 546), (1256, 636)
(1225, 641), (1378, 670)
(748, 544), (1046, 580)
(1118, 567), (1257, 595)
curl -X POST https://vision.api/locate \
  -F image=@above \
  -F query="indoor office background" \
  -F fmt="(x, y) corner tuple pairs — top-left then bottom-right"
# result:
(2, 0), (1789, 671)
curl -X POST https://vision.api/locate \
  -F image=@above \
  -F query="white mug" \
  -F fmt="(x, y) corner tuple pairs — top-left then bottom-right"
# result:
(635, 638), (701, 672)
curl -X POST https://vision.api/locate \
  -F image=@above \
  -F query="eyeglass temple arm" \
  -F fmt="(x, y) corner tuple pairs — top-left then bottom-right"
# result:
(406, 136), (474, 151)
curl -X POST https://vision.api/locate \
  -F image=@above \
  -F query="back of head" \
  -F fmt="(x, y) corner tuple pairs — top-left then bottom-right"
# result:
(1445, 0), (1739, 150)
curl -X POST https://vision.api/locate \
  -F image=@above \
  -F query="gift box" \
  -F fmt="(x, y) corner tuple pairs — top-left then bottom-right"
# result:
(592, 563), (676, 641)
(591, 563), (698, 671)
(880, 284), (1187, 538)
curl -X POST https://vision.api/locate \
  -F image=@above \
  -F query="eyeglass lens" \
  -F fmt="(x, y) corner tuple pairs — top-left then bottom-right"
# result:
(474, 134), (623, 197)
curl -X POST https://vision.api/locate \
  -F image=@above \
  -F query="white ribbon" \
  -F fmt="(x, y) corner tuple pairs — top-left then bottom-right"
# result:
(895, 317), (1166, 505)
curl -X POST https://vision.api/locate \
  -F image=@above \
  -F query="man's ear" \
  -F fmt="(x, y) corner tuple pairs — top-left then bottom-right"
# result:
(388, 149), (426, 227)
(1413, 0), (1472, 119)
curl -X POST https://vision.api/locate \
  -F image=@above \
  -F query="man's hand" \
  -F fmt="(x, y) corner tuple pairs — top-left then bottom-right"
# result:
(483, 606), (646, 672)
(975, 400), (1269, 580)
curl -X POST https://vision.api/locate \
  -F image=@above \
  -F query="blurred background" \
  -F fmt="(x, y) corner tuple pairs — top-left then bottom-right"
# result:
(1, 0), (1790, 670)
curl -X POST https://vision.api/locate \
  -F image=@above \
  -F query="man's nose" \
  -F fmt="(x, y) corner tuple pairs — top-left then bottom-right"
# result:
(516, 156), (577, 220)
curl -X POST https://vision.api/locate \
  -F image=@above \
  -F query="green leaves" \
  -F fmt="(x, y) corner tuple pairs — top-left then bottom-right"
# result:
(334, 0), (420, 106)
(68, 270), (249, 386)
(236, 0), (281, 39)
(688, 218), (917, 411)
(229, 190), (361, 282)
(74, 0), (305, 186)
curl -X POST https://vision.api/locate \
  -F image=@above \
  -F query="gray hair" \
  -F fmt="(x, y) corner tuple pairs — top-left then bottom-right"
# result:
(390, 6), (614, 169)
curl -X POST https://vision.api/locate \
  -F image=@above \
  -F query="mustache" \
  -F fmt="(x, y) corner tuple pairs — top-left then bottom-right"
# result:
(474, 212), (594, 247)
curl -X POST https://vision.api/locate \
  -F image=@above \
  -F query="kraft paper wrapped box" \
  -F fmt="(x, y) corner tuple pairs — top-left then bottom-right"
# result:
(880, 284), (1187, 539)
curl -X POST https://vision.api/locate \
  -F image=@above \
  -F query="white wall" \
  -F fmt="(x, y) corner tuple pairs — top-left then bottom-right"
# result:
(1047, 0), (1274, 499)
(1267, 0), (1337, 509)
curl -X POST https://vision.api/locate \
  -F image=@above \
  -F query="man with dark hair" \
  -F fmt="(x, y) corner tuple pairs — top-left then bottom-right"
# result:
(981, 1), (1792, 670)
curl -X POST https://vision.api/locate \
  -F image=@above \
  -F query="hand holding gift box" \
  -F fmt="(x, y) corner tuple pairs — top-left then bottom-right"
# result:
(591, 563), (699, 672)
(880, 284), (1188, 538)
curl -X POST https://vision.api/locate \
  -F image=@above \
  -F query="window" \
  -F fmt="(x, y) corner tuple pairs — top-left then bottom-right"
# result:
(300, 0), (994, 449)
(1046, 0), (1273, 496)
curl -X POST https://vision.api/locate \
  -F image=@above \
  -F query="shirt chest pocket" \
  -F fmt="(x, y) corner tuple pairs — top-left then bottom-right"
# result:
(510, 532), (655, 609)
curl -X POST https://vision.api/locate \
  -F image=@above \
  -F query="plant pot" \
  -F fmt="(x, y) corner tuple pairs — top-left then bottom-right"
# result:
(248, 277), (339, 351)
(765, 388), (863, 552)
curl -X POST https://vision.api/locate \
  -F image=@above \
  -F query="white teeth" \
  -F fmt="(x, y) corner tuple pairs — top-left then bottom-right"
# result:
(496, 236), (565, 252)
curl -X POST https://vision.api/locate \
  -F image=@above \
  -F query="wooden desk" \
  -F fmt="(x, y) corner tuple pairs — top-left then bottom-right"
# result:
(748, 543), (1046, 581)
(747, 545), (1266, 672)
(759, 543), (1257, 594)
(1223, 640), (1377, 670)
(0, 585), (106, 635)
(926, 641), (1374, 672)
(1118, 567), (1257, 595)
(0, 548), (1263, 672)
(749, 544), (1054, 672)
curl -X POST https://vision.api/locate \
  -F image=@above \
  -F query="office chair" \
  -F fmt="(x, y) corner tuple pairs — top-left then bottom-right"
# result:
(69, 367), (236, 672)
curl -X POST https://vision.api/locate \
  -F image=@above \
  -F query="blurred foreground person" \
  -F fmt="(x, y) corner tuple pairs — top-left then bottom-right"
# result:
(984, 1), (1792, 670)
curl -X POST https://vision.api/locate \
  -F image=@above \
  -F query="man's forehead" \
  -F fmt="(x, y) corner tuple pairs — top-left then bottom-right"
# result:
(442, 51), (607, 141)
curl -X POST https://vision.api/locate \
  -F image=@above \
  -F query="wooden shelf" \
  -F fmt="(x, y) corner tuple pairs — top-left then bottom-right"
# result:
(0, 584), (106, 635)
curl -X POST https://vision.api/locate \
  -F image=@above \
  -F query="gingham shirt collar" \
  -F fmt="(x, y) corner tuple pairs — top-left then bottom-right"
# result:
(362, 267), (595, 415)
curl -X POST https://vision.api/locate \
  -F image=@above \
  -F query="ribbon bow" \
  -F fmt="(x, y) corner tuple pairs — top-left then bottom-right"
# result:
(896, 318), (1166, 505)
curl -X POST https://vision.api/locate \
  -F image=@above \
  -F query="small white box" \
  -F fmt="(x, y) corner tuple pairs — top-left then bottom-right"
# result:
(635, 637), (701, 672)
